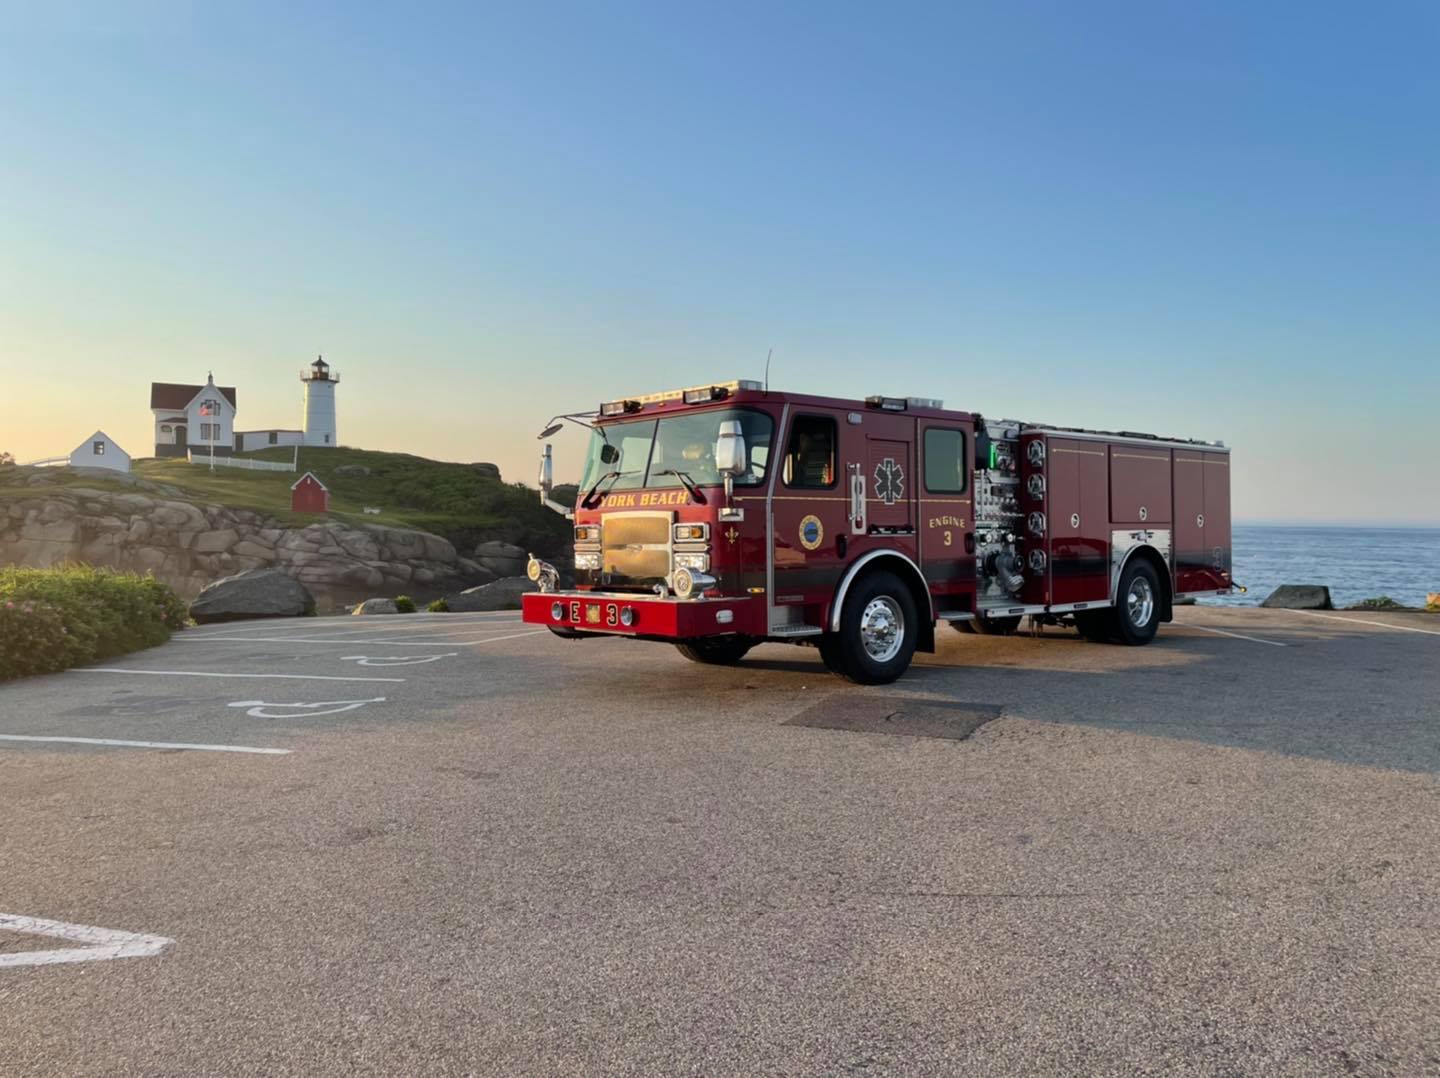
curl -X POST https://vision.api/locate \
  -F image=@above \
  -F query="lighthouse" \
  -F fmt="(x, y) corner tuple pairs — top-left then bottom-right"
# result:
(300, 355), (339, 447)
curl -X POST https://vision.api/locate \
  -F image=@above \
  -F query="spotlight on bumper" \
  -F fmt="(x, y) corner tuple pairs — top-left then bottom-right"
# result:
(671, 568), (717, 599)
(526, 555), (560, 592)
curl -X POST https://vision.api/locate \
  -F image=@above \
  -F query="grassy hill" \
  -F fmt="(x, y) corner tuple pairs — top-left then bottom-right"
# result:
(2, 447), (572, 559)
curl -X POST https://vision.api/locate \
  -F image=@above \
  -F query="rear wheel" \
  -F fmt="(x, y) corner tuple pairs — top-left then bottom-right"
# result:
(674, 636), (754, 665)
(966, 613), (1023, 636)
(1073, 611), (1114, 643)
(823, 570), (919, 685)
(1114, 560), (1161, 646)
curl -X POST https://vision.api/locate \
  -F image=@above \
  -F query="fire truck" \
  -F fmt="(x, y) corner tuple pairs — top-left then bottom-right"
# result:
(522, 381), (1232, 684)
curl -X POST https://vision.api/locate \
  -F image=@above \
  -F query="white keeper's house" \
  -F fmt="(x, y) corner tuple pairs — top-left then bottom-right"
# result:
(150, 374), (238, 458)
(150, 358), (342, 458)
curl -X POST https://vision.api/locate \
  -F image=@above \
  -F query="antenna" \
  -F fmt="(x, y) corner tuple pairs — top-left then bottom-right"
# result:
(764, 347), (773, 391)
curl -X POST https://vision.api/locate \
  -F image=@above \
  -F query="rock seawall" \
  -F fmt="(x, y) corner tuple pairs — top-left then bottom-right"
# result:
(0, 487), (494, 610)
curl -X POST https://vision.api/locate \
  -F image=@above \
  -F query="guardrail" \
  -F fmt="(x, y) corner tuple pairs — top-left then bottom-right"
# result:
(186, 451), (295, 472)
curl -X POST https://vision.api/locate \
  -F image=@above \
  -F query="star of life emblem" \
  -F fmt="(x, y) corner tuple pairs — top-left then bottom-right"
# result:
(873, 457), (904, 506)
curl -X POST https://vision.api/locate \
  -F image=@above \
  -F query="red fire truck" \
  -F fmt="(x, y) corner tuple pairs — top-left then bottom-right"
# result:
(522, 381), (1233, 684)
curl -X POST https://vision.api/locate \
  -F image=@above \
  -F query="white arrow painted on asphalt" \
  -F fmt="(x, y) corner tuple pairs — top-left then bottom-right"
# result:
(0, 913), (174, 969)
(227, 697), (386, 719)
(338, 653), (457, 666)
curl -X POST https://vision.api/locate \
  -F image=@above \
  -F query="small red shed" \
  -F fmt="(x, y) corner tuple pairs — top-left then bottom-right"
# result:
(290, 471), (330, 513)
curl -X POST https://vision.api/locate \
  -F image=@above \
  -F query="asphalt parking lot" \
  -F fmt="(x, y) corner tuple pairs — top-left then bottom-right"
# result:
(1, 606), (1437, 1076)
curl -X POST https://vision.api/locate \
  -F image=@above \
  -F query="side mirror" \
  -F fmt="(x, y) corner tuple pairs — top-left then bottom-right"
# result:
(715, 419), (747, 475)
(600, 443), (620, 465)
(538, 444), (554, 497)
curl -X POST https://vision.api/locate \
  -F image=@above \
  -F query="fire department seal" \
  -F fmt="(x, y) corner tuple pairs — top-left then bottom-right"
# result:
(798, 515), (824, 551)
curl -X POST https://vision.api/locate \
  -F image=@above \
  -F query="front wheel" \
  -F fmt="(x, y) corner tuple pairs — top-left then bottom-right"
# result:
(823, 570), (919, 685)
(674, 636), (754, 665)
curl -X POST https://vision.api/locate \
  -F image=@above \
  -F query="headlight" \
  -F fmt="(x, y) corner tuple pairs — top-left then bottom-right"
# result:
(673, 523), (709, 542)
(574, 524), (600, 543)
(573, 551), (602, 570)
(674, 552), (709, 572)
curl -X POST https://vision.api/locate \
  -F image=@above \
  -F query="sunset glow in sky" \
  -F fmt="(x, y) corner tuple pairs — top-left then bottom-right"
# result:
(3, 2), (1437, 522)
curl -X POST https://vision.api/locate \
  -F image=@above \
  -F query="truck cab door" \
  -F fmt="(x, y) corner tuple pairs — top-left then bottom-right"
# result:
(916, 419), (976, 611)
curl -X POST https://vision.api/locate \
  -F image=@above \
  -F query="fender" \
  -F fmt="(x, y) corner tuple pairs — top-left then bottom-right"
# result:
(1110, 542), (1174, 621)
(828, 550), (935, 632)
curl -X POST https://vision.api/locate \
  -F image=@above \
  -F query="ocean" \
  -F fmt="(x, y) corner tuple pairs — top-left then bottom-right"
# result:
(1201, 524), (1440, 609)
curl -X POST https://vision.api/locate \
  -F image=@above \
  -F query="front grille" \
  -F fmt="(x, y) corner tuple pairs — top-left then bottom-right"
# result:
(601, 512), (673, 581)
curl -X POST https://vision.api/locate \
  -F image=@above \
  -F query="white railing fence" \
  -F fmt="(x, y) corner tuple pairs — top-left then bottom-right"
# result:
(186, 451), (296, 472)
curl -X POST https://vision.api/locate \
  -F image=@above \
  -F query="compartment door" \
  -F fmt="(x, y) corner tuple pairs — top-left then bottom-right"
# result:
(1203, 453), (1232, 587)
(1048, 439), (1110, 605)
(1173, 453), (1207, 593)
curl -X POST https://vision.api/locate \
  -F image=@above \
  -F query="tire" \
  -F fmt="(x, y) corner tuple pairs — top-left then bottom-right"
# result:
(1073, 611), (1114, 643)
(823, 570), (919, 685)
(1114, 559), (1161, 646)
(674, 636), (754, 665)
(968, 614), (1023, 636)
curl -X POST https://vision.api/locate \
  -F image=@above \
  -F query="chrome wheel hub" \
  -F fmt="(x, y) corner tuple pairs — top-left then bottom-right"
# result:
(859, 596), (904, 663)
(1127, 577), (1155, 628)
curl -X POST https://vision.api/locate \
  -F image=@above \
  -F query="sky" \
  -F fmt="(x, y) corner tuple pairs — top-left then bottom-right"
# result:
(2, 1), (1437, 523)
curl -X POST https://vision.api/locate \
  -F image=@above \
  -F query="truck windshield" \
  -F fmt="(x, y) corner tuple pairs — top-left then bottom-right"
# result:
(579, 408), (773, 494)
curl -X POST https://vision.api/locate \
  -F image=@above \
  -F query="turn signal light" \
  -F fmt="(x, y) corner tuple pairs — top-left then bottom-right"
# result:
(673, 523), (709, 541)
(574, 524), (600, 542)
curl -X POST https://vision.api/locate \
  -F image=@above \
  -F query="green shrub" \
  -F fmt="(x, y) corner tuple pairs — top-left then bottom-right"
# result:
(0, 566), (187, 680)
(427, 597), (450, 613)
(394, 594), (417, 613)
(1349, 596), (1404, 610)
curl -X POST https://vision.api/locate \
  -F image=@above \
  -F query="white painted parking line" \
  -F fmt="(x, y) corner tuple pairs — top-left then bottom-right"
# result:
(340, 653), (456, 666)
(0, 735), (291, 755)
(173, 631), (549, 647)
(183, 614), (522, 638)
(70, 668), (404, 683)
(0, 913), (174, 969)
(1290, 610), (1440, 637)
(1179, 623), (1287, 647)
(229, 697), (385, 718)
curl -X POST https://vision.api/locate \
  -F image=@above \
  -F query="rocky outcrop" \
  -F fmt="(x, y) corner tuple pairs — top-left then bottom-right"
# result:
(190, 569), (317, 623)
(445, 576), (537, 612)
(1261, 584), (1334, 610)
(0, 487), (491, 611)
(353, 598), (398, 615)
(473, 540), (527, 579)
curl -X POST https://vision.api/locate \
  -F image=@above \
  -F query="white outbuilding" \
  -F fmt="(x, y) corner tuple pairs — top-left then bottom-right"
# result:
(69, 430), (132, 473)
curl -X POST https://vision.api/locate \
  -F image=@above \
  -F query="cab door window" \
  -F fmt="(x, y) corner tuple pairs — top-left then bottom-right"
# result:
(923, 428), (968, 493)
(783, 415), (837, 489)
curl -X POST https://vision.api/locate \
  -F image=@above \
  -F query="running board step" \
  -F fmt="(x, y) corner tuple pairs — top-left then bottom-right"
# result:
(937, 611), (975, 621)
(768, 625), (824, 638)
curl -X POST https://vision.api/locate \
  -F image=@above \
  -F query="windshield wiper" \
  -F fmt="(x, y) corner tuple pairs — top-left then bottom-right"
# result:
(581, 470), (635, 509)
(654, 468), (707, 505)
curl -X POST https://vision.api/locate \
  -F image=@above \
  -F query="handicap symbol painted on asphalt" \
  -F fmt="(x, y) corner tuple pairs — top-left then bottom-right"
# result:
(338, 653), (457, 667)
(228, 697), (387, 719)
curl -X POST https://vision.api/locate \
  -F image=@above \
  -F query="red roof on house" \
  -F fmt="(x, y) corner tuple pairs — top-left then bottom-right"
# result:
(289, 471), (329, 491)
(149, 382), (238, 410)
